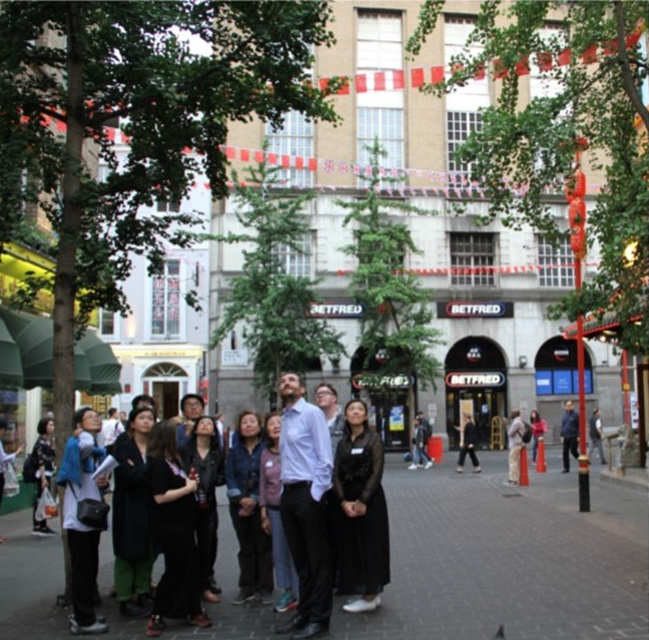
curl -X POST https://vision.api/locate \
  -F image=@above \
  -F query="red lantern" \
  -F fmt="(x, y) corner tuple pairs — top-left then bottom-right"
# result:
(564, 170), (586, 201)
(570, 228), (587, 259)
(568, 198), (586, 229)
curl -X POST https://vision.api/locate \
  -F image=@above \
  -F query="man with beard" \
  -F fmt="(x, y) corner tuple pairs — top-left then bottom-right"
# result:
(276, 372), (333, 640)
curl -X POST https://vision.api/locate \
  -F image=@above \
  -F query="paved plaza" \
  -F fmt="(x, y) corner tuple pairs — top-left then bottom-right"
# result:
(0, 450), (647, 640)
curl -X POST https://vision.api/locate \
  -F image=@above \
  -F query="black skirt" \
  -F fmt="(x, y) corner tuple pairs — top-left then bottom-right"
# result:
(335, 479), (390, 596)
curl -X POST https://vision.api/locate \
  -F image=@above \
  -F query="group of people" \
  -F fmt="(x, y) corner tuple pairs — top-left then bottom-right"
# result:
(50, 374), (390, 640)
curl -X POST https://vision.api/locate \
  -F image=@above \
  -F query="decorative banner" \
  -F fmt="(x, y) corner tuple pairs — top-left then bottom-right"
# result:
(335, 263), (599, 277)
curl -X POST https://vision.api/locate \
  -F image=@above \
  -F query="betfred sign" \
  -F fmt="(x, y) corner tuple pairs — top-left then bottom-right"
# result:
(445, 372), (506, 388)
(352, 373), (411, 390)
(308, 302), (364, 318)
(437, 301), (513, 318)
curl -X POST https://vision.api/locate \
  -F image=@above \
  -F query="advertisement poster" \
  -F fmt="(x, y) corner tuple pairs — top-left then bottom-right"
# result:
(389, 405), (405, 432)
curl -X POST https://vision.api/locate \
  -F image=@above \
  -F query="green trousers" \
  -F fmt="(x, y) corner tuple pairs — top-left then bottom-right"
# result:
(114, 547), (157, 601)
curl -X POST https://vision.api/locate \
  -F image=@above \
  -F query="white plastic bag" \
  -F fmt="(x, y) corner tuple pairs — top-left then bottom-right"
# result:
(2, 462), (20, 497)
(35, 487), (58, 520)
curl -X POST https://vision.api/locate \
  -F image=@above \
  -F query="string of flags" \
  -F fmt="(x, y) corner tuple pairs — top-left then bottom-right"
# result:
(336, 263), (600, 277)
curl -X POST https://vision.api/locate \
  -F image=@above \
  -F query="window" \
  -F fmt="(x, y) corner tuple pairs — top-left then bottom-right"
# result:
(272, 236), (311, 277)
(447, 111), (483, 178)
(266, 111), (313, 188)
(538, 236), (575, 288)
(450, 233), (495, 287)
(98, 309), (118, 339)
(151, 260), (181, 338)
(156, 199), (181, 213)
(357, 11), (404, 186)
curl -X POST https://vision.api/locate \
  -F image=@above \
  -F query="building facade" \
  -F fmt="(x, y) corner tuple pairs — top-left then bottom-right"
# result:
(210, 0), (630, 447)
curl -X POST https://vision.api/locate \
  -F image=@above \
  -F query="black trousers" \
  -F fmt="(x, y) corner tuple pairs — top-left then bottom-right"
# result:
(563, 437), (579, 470)
(229, 504), (273, 593)
(280, 483), (332, 625)
(67, 529), (101, 626)
(195, 504), (219, 591)
(457, 445), (480, 468)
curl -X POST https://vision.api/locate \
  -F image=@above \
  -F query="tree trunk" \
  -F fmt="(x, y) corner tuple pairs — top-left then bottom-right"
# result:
(53, 1), (85, 602)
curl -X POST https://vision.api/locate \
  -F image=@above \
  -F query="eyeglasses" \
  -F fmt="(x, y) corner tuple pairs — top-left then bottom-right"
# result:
(185, 401), (203, 408)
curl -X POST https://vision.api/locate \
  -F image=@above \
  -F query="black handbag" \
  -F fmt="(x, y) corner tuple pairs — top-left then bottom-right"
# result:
(70, 484), (110, 530)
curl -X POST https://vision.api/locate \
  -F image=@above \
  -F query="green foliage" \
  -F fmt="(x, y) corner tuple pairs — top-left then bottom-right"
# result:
(0, 0), (340, 322)
(407, 0), (649, 353)
(210, 155), (345, 395)
(338, 139), (444, 391)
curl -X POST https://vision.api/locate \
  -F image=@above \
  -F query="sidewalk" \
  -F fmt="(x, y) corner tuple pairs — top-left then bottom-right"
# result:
(0, 450), (647, 640)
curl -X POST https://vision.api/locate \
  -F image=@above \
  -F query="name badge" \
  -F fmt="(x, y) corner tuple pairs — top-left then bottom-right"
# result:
(351, 448), (364, 455)
(265, 460), (274, 468)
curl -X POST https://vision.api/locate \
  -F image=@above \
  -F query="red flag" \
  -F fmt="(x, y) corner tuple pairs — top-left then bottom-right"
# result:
(355, 74), (367, 93)
(582, 45), (598, 64)
(225, 146), (236, 159)
(431, 66), (444, 84)
(393, 70), (404, 89)
(603, 40), (618, 55)
(267, 153), (277, 165)
(536, 51), (553, 72)
(254, 150), (264, 163)
(281, 155), (290, 168)
(473, 63), (485, 80)
(308, 157), (317, 171)
(319, 78), (330, 93)
(337, 77), (350, 95)
(240, 149), (250, 162)
(411, 68), (425, 87)
(295, 156), (304, 170)
(493, 58), (508, 79)
(374, 71), (386, 91)
(626, 29), (642, 49)
(558, 49), (572, 66)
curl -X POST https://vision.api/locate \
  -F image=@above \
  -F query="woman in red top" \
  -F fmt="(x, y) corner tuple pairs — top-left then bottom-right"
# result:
(530, 410), (548, 464)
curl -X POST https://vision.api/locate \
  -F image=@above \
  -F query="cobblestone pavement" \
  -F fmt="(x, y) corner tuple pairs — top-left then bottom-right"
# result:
(0, 450), (647, 640)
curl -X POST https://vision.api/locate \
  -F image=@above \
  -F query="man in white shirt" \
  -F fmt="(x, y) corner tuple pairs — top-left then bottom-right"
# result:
(100, 408), (124, 449)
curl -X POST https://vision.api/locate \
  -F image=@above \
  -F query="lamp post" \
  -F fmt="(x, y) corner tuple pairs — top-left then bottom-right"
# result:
(565, 138), (590, 512)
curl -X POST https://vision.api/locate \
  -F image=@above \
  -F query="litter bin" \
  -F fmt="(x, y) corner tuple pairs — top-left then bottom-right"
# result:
(427, 436), (444, 463)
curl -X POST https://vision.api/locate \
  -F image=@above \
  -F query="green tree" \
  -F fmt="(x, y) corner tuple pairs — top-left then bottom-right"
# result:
(339, 139), (444, 426)
(0, 1), (340, 441)
(211, 155), (345, 399)
(407, 0), (649, 353)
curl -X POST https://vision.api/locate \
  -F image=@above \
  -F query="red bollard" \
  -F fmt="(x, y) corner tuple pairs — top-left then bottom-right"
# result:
(519, 445), (530, 486)
(536, 436), (547, 473)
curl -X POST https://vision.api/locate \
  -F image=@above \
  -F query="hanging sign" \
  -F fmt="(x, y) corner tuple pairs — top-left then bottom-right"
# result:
(445, 372), (506, 388)
(437, 301), (514, 318)
(308, 301), (364, 318)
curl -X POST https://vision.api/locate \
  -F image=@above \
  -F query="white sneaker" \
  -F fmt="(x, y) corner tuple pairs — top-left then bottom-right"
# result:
(343, 596), (381, 613)
(407, 464), (418, 470)
(424, 461), (433, 469)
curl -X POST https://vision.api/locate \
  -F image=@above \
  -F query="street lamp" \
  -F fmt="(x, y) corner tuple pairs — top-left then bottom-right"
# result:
(565, 137), (590, 513)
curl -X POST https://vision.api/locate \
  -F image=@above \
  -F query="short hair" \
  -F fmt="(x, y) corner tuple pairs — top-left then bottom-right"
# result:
(510, 409), (521, 419)
(263, 411), (282, 446)
(280, 371), (306, 388)
(37, 417), (52, 435)
(235, 409), (262, 434)
(74, 407), (95, 428)
(315, 382), (338, 398)
(107, 407), (118, 418)
(180, 394), (205, 412)
(343, 399), (369, 431)
(131, 394), (156, 411)
(593, 408), (600, 415)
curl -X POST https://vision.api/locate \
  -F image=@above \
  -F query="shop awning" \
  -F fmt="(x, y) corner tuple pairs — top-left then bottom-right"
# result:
(78, 330), (122, 394)
(0, 314), (23, 388)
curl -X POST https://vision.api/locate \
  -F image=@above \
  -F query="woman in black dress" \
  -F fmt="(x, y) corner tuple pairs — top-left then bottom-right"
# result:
(32, 416), (56, 535)
(334, 399), (390, 613)
(145, 421), (212, 637)
(455, 413), (481, 473)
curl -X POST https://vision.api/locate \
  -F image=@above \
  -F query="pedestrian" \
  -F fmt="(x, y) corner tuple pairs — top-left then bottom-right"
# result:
(112, 406), (157, 618)
(0, 419), (25, 543)
(408, 412), (433, 470)
(100, 408), (124, 452)
(455, 413), (481, 473)
(57, 408), (109, 635)
(529, 410), (548, 464)
(176, 394), (204, 448)
(259, 411), (300, 613)
(506, 409), (525, 486)
(180, 415), (226, 603)
(560, 400), (580, 473)
(225, 410), (274, 606)
(145, 420), (212, 637)
(276, 371), (333, 640)
(31, 416), (57, 536)
(334, 399), (390, 613)
(588, 408), (607, 465)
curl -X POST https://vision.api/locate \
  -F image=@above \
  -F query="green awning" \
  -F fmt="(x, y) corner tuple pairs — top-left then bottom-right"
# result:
(78, 330), (122, 394)
(0, 314), (23, 388)
(0, 307), (92, 390)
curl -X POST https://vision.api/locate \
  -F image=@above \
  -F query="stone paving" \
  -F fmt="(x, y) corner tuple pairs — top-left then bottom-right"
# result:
(0, 450), (647, 640)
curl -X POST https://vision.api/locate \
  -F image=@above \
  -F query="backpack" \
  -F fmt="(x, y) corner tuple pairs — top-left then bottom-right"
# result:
(421, 420), (432, 445)
(22, 452), (38, 483)
(521, 422), (533, 444)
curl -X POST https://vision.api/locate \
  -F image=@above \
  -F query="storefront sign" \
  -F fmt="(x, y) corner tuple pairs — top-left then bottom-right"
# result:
(437, 301), (514, 318)
(352, 373), (411, 390)
(308, 301), (364, 318)
(445, 372), (506, 387)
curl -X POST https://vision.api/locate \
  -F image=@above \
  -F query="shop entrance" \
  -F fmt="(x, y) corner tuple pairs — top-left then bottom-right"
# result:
(143, 362), (188, 420)
(445, 337), (508, 450)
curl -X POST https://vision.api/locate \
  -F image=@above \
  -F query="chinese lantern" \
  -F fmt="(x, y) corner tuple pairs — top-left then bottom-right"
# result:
(570, 227), (587, 259)
(564, 169), (586, 202)
(568, 198), (587, 229)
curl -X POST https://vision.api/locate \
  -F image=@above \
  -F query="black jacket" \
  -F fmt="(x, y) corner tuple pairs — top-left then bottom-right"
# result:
(180, 435), (225, 505)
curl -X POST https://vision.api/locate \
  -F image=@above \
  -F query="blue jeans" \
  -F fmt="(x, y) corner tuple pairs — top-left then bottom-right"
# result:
(413, 445), (431, 466)
(268, 506), (299, 593)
